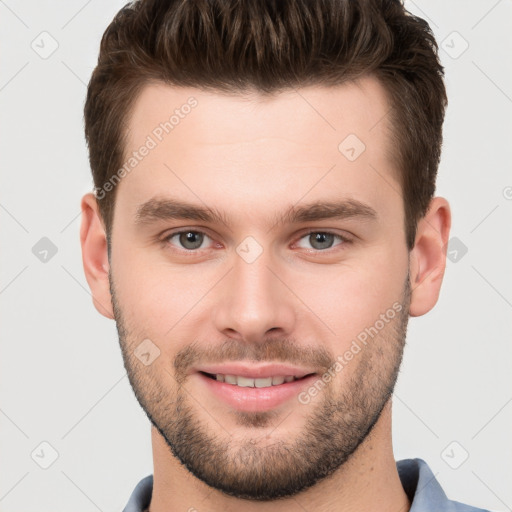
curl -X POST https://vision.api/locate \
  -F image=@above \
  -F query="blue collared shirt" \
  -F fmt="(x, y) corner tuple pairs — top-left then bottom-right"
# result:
(122, 458), (491, 512)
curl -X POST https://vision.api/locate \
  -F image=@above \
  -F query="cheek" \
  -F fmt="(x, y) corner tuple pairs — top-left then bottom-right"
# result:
(294, 244), (407, 348)
(112, 248), (215, 344)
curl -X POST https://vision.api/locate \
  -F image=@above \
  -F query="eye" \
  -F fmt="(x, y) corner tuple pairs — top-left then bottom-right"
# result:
(164, 230), (213, 251)
(161, 229), (351, 254)
(295, 231), (350, 251)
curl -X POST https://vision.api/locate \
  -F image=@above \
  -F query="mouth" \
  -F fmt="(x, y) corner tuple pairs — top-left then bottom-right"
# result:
(194, 364), (319, 412)
(199, 371), (315, 388)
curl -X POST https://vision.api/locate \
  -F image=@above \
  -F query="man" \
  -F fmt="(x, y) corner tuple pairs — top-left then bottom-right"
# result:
(79, 0), (490, 511)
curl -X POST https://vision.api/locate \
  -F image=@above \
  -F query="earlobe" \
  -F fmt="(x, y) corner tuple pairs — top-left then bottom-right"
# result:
(408, 197), (451, 317)
(80, 192), (115, 319)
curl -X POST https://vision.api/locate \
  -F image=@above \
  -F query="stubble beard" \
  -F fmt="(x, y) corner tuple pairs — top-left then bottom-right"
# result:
(111, 274), (411, 500)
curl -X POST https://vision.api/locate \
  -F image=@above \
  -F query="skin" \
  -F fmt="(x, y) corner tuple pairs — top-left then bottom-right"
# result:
(80, 76), (451, 511)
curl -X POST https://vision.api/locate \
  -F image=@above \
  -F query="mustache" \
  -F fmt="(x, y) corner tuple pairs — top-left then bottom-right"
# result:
(174, 338), (334, 380)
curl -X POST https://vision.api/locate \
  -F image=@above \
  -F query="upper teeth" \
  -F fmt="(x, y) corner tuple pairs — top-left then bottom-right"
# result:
(215, 374), (297, 387)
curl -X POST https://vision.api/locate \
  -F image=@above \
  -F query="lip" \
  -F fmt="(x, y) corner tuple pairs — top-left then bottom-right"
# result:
(194, 364), (318, 412)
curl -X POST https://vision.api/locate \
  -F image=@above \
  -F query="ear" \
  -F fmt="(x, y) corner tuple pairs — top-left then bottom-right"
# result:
(80, 193), (115, 319)
(408, 196), (451, 317)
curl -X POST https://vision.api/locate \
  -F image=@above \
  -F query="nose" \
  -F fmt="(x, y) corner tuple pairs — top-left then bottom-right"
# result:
(211, 243), (296, 344)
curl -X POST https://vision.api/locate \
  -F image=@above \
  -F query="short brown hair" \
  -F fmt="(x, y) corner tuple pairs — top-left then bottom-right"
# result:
(84, 0), (447, 250)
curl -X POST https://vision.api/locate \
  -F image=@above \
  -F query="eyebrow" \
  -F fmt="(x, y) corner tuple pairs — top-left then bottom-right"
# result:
(134, 197), (378, 228)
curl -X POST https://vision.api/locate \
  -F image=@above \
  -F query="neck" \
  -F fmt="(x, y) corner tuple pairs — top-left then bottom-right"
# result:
(147, 400), (410, 512)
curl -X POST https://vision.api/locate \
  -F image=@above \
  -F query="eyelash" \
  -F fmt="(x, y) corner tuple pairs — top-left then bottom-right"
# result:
(160, 229), (352, 255)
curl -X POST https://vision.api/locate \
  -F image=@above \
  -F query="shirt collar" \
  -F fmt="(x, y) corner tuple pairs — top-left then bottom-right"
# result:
(397, 458), (450, 510)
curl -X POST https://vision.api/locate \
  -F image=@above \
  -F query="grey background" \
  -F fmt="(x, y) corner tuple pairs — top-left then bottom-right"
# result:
(0, 1), (511, 511)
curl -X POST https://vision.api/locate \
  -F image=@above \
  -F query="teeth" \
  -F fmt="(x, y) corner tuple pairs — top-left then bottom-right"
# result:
(214, 374), (298, 388)
(224, 375), (237, 385)
(255, 377), (273, 388)
(237, 376), (254, 387)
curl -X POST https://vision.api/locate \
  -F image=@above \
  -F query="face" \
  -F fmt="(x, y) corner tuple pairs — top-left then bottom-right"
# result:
(107, 77), (412, 500)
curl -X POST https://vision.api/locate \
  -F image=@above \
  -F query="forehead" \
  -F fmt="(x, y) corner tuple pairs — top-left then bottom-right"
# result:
(117, 77), (399, 225)
(125, 76), (393, 149)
